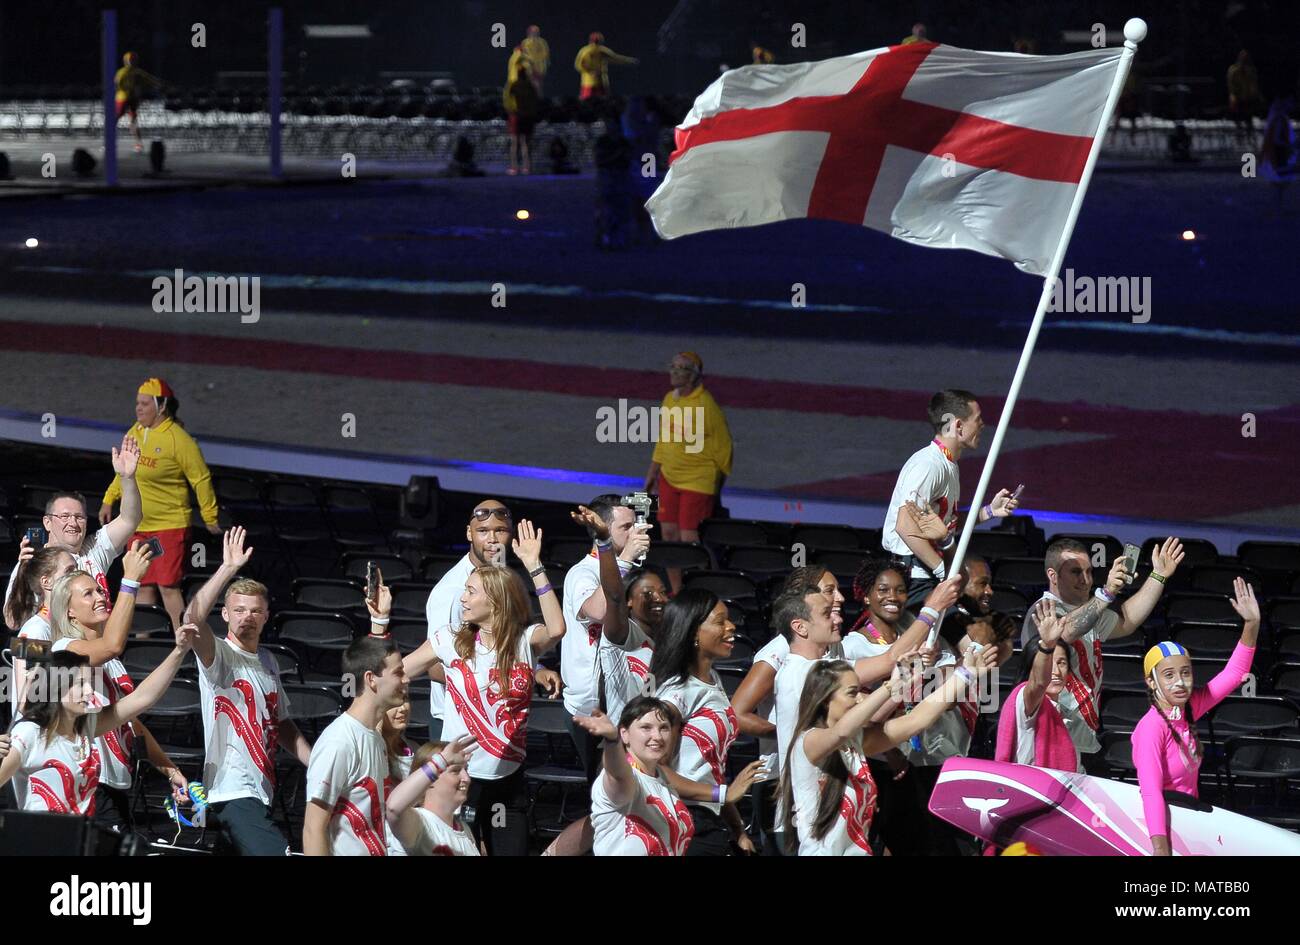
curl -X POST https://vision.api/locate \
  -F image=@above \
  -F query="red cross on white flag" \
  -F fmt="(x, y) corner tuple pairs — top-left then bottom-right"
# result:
(646, 41), (1126, 275)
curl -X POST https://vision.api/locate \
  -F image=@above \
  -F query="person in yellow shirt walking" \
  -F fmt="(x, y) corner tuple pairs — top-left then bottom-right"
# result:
(100, 377), (221, 631)
(642, 352), (732, 544)
(575, 32), (638, 100)
(521, 25), (550, 94)
(115, 51), (161, 153)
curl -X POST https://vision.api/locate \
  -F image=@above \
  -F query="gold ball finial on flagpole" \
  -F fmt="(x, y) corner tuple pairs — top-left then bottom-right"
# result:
(1123, 18), (1148, 45)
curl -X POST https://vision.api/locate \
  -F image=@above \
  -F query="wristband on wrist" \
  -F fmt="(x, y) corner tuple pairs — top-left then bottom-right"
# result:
(370, 615), (391, 626)
(595, 537), (614, 552)
(119, 581), (139, 595)
(916, 613), (936, 629)
(1150, 572), (1167, 585)
(932, 562), (946, 580)
(1095, 587), (1115, 604)
(534, 582), (554, 597)
(712, 782), (728, 803)
(921, 606), (941, 621)
(940, 533), (956, 551)
(981, 504), (994, 519)
(528, 565), (547, 578)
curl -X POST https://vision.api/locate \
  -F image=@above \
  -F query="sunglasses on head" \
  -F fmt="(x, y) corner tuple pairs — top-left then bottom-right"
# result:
(471, 507), (511, 522)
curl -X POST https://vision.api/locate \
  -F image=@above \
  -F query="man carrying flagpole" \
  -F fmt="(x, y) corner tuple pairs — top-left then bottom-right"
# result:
(646, 18), (1149, 645)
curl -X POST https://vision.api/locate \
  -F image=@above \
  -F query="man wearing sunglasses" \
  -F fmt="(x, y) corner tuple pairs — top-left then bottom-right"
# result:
(5, 435), (143, 627)
(421, 500), (513, 741)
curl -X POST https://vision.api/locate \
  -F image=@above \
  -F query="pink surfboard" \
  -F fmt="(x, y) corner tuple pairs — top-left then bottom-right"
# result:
(928, 757), (1300, 856)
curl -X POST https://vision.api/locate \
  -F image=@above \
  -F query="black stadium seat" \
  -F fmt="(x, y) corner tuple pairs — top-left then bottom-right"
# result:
(698, 518), (770, 548)
(791, 524), (862, 551)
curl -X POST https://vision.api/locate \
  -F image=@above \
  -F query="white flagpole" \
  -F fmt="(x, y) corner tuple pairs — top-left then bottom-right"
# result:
(925, 17), (1147, 649)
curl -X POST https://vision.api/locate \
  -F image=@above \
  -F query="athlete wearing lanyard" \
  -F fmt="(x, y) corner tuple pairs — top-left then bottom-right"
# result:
(577, 697), (695, 856)
(881, 389), (1019, 610)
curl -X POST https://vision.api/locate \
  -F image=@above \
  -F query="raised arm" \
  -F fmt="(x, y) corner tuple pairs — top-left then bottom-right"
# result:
(97, 623), (196, 733)
(102, 435), (143, 553)
(803, 679), (903, 765)
(1021, 600), (1063, 720)
(516, 521), (565, 652)
(1115, 538), (1184, 638)
(1059, 559), (1127, 643)
(184, 527), (253, 669)
(575, 711), (637, 807)
(730, 661), (777, 738)
(68, 542), (152, 666)
(864, 646), (998, 755)
(387, 736), (477, 828)
(1193, 578), (1259, 715)
(571, 506), (628, 644)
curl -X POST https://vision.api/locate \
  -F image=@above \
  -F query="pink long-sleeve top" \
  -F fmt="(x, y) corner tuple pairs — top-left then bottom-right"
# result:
(1131, 642), (1255, 841)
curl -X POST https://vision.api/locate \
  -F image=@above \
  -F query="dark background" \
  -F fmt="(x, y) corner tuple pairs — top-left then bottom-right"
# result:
(2, 0), (1296, 102)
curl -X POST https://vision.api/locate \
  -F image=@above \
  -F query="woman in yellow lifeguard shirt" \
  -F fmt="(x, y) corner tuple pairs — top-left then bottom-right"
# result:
(100, 377), (220, 631)
(641, 352), (733, 543)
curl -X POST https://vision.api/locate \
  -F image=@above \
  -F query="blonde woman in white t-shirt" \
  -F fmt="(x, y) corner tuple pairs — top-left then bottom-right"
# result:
(48, 546), (191, 827)
(779, 644), (997, 856)
(405, 519), (565, 855)
(5, 546), (77, 721)
(386, 734), (481, 856)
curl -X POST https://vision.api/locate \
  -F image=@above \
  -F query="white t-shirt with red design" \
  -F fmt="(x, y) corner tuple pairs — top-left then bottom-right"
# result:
(51, 638), (134, 790)
(561, 554), (605, 717)
(306, 712), (391, 856)
(198, 636), (290, 806)
(881, 441), (960, 578)
(790, 732), (876, 856)
(434, 626), (536, 780)
(656, 671), (738, 815)
(598, 617), (655, 725)
(10, 719), (101, 816)
(591, 764), (694, 856)
(407, 808), (480, 857)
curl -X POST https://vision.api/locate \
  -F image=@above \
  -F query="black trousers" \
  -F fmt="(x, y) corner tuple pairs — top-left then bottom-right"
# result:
(210, 797), (290, 856)
(465, 768), (529, 856)
(683, 804), (731, 856)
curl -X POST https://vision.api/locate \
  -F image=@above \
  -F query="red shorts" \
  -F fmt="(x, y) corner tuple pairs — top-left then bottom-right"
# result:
(115, 97), (138, 120)
(132, 528), (188, 587)
(656, 476), (716, 532)
(579, 85), (606, 100)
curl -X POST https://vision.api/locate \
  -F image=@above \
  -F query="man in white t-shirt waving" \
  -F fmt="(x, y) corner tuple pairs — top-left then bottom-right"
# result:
(561, 493), (651, 782)
(305, 635), (409, 855)
(5, 435), (144, 623)
(184, 527), (314, 855)
(881, 389), (1019, 611)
